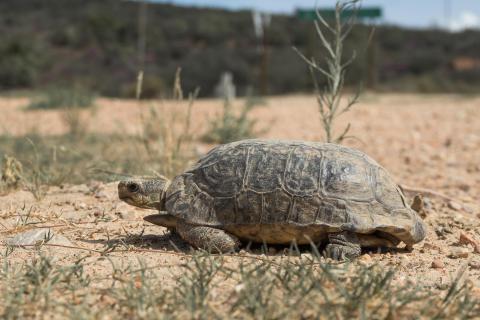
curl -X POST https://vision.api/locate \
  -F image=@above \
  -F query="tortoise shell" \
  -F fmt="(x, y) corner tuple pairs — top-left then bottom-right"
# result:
(165, 140), (426, 246)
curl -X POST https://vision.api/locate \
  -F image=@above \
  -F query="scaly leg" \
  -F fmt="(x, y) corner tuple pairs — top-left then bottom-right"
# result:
(324, 231), (362, 260)
(177, 223), (240, 253)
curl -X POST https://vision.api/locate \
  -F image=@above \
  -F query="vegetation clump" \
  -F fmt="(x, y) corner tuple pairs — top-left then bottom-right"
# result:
(26, 87), (95, 110)
(296, 0), (365, 143)
(202, 96), (262, 144)
(2, 0), (477, 97)
(138, 68), (199, 178)
(0, 251), (478, 318)
(0, 155), (23, 194)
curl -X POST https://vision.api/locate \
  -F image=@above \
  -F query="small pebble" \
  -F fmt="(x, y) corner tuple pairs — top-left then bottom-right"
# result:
(358, 254), (372, 263)
(448, 247), (470, 259)
(448, 201), (462, 211)
(431, 260), (445, 269)
(234, 284), (245, 293)
(95, 191), (108, 199)
(468, 261), (480, 270)
(423, 242), (441, 250)
(75, 202), (87, 210)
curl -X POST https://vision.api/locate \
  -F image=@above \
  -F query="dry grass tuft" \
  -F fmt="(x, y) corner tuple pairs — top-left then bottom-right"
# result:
(138, 68), (199, 178)
(295, 0), (368, 143)
(1, 251), (478, 319)
(202, 94), (264, 144)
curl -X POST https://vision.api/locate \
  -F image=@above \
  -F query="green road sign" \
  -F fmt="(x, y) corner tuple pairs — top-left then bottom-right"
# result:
(296, 7), (382, 21)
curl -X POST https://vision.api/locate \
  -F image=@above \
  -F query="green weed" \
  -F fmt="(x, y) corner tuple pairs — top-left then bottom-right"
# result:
(1, 251), (478, 319)
(202, 95), (263, 144)
(26, 87), (95, 110)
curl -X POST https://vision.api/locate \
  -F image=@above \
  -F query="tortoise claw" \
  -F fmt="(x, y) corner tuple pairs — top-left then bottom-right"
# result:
(324, 244), (360, 260)
(324, 232), (362, 260)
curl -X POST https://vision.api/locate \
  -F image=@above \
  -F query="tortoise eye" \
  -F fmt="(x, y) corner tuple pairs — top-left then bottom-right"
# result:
(127, 183), (140, 193)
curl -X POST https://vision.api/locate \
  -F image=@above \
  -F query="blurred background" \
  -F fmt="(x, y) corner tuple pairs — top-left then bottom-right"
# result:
(0, 0), (479, 191)
(1, 0), (480, 98)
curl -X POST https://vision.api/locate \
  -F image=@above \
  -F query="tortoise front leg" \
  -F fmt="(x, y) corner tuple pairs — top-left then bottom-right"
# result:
(324, 231), (361, 260)
(177, 223), (241, 253)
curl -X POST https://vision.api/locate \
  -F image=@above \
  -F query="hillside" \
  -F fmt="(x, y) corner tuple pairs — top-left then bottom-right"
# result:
(1, 0), (480, 97)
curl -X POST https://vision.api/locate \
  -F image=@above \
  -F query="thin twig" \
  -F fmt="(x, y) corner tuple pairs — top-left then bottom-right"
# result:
(400, 185), (459, 203)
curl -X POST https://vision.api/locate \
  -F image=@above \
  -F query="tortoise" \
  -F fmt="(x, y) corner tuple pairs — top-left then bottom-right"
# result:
(118, 139), (426, 259)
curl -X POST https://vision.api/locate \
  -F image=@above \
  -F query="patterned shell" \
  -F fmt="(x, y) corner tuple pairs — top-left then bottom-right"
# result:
(165, 140), (426, 245)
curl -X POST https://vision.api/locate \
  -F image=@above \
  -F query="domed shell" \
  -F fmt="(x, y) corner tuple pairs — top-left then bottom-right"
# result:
(165, 140), (426, 245)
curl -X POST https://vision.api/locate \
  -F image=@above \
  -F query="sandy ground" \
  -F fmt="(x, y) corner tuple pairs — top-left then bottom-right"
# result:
(0, 93), (479, 296)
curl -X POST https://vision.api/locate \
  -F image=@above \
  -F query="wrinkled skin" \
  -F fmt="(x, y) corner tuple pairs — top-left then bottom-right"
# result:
(118, 177), (170, 210)
(118, 177), (241, 253)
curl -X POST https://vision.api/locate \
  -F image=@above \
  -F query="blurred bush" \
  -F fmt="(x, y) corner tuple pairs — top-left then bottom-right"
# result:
(27, 87), (95, 110)
(202, 96), (264, 144)
(0, 36), (43, 88)
(1, 0), (480, 95)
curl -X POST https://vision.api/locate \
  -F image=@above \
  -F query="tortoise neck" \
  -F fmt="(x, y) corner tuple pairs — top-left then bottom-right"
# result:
(157, 180), (171, 210)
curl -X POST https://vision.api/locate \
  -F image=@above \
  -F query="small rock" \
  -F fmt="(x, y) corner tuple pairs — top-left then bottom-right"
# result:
(7, 228), (73, 247)
(93, 210), (104, 218)
(75, 202), (87, 211)
(234, 283), (245, 293)
(448, 247), (470, 259)
(448, 201), (463, 211)
(46, 234), (73, 246)
(444, 138), (452, 147)
(115, 210), (136, 220)
(459, 231), (480, 254)
(94, 191), (108, 199)
(435, 226), (452, 239)
(463, 205), (473, 214)
(411, 194), (427, 218)
(359, 254), (372, 263)
(468, 261), (480, 270)
(88, 180), (103, 192)
(431, 260), (445, 269)
(423, 242), (441, 251)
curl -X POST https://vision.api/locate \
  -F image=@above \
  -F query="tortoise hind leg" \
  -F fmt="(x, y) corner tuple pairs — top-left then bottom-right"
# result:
(324, 231), (361, 260)
(177, 223), (241, 253)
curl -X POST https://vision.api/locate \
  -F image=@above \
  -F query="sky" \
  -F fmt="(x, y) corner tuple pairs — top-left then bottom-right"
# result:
(154, 0), (480, 31)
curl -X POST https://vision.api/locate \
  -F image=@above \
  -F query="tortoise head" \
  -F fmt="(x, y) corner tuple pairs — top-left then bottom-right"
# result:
(118, 176), (170, 210)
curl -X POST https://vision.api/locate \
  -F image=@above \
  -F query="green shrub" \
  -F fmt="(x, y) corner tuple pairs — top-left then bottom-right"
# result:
(0, 37), (41, 88)
(202, 96), (263, 144)
(27, 87), (95, 110)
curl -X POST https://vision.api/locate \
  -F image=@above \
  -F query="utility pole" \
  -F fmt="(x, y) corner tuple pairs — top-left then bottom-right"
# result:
(136, 0), (148, 99)
(252, 11), (271, 96)
(366, 31), (377, 90)
(137, 0), (147, 72)
(297, 7), (382, 90)
(444, 0), (452, 30)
